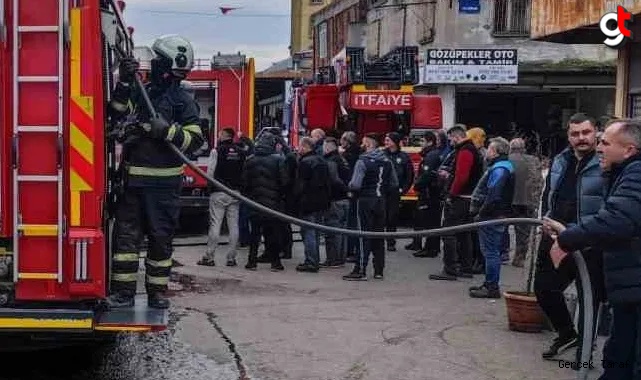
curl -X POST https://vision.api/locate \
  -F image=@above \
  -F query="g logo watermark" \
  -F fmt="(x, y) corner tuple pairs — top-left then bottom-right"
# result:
(600, 6), (633, 48)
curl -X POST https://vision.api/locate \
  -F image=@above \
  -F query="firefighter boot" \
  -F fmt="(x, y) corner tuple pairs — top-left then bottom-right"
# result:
(148, 292), (170, 309)
(106, 292), (135, 309)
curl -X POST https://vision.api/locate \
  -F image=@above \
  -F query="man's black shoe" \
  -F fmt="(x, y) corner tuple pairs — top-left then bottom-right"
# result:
(405, 242), (422, 251)
(429, 271), (457, 281)
(106, 292), (135, 309)
(271, 263), (285, 272)
(343, 272), (367, 281)
(542, 333), (579, 360)
(413, 250), (438, 258)
(148, 293), (170, 309)
(469, 283), (501, 298)
(295, 263), (319, 273)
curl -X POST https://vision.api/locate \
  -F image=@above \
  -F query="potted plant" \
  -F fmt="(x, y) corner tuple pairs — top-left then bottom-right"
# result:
(503, 225), (547, 333)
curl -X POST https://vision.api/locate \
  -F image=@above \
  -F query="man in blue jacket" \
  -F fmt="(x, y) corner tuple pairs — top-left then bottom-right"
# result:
(469, 137), (514, 298)
(544, 119), (641, 379)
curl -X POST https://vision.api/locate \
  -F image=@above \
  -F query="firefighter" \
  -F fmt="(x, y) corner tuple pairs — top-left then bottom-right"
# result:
(107, 35), (203, 309)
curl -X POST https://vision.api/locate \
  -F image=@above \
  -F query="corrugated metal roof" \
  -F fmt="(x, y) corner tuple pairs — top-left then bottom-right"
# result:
(531, 0), (641, 39)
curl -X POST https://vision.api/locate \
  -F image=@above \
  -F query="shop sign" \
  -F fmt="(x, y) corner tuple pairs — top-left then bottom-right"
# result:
(425, 48), (518, 84)
(350, 92), (413, 111)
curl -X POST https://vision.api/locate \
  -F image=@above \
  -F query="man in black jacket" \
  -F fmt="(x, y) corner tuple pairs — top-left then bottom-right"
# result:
(242, 134), (289, 271)
(383, 132), (414, 251)
(198, 128), (245, 267)
(295, 137), (332, 273)
(544, 119), (641, 379)
(322, 137), (351, 267)
(410, 131), (442, 257)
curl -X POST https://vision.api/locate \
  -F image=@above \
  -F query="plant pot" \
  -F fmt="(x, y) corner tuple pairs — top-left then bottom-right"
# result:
(504, 291), (546, 333)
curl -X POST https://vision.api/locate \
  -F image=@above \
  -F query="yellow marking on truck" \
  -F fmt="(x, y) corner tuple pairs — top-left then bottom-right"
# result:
(18, 273), (58, 280)
(19, 224), (58, 237)
(351, 84), (414, 93)
(71, 191), (81, 226)
(70, 123), (94, 164)
(0, 318), (92, 329)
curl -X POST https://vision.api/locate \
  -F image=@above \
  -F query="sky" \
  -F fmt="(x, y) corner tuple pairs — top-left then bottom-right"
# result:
(123, 0), (291, 71)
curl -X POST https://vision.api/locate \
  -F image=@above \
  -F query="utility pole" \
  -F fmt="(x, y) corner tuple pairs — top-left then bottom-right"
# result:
(371, 1), (437, 48)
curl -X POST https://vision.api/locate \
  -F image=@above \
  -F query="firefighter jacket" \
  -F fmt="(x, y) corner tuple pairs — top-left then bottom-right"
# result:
(110, 81), (203, 187)
(384, 148), (415, 194)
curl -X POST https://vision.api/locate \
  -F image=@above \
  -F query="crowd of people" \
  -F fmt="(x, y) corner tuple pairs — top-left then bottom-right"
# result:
(195, 114), (641, 378)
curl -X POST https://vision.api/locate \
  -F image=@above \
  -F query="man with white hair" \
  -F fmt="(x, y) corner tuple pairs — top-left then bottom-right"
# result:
(469, 137), (515, 298)
(544, 119), (641, 378)
(310, 128), (326, 155)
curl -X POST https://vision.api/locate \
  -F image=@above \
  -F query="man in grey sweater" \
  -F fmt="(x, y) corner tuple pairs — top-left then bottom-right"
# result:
(508, 138), (544, 267)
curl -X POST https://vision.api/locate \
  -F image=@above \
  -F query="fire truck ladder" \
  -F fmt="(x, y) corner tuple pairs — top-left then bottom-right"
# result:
(11, 0), (67, 283)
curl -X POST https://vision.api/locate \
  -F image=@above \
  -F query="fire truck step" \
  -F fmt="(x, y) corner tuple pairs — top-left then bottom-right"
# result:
(17, 126), (59, 132)
(16, 175), (59, 182)
(17, 224), (58, 237)
(17, 25), (59, 32)
(17, 273), (58, 280)
(95, 295), (168, 332)
(17, 76), (59, 83)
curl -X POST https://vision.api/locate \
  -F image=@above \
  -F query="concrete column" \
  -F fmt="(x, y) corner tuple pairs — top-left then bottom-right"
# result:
(438, 85), (456, 129)
(615, 45), (630, 118)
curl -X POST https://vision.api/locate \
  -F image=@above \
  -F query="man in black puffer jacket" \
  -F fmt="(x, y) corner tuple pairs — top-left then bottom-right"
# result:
(242, 134), (289, 271)
(544, 119), (641, 379)
(322, 137), (351, 267)
(294, 137), (332, 273)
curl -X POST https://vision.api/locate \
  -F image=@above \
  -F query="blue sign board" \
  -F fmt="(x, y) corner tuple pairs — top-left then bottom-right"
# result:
(459, 0), (480, 14)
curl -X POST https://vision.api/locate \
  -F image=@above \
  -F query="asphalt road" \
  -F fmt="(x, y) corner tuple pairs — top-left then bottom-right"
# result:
(0, 233), (605, 380)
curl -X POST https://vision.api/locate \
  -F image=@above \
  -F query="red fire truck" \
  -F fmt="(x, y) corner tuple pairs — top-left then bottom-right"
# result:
(0, 0), (167, 344)
(300, 46), (443, 201)
(133, 50), (255, 219)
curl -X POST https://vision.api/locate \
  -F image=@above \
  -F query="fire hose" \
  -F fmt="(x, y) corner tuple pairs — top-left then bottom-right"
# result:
(108, 12), (595, 379)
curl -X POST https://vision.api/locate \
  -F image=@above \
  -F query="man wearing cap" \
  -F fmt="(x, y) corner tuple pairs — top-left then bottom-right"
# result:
(343, 133), (398, 281)
(383, 132), (414, 252)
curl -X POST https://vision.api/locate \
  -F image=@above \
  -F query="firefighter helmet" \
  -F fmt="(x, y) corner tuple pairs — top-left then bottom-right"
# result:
(151, 34), (195, 76)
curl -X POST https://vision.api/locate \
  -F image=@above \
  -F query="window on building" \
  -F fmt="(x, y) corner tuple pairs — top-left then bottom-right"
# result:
(492, 0), (531, 37)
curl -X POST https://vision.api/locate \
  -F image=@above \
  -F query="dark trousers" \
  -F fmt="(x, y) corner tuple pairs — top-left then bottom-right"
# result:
(534, 234), (605, 363)
(354, 197), (386, 275)
(442, 197), (474, 274)
(238, 202), (251, 245)
(385, 192), (401, 247)
(247, 216), (282, 266)
(346, 199), (358, 257)
(112, 185), (180, 295)
(599, 304), (641, 379)
(281, 223), (293, 257)
(414, 199), (443, 254)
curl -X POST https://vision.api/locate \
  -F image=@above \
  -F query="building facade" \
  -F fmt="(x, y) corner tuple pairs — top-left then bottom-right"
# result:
(530, 0), (641, 119)
(291, 0), (333, 55)
(312, 0), (618, 157)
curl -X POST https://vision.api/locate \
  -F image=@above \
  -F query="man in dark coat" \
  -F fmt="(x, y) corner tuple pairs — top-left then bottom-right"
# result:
(409, 131), (442, 257)
(241, 134), (289, 271)
(544, 119), (641, 379)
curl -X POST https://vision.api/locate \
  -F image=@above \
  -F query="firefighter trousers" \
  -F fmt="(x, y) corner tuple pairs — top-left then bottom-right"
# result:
(111, 185), (180, 296)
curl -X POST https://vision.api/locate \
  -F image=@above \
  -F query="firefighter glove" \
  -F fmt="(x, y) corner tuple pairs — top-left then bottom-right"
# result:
(142, 115), (171, 140)
(119, 57), (140, 84)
